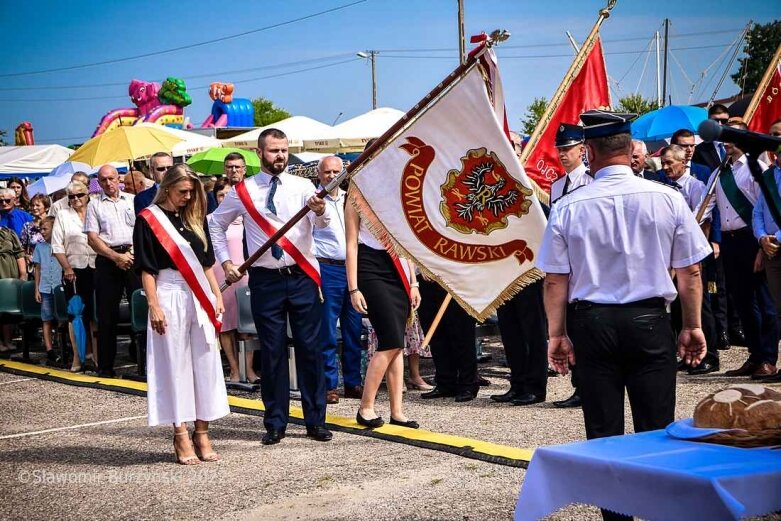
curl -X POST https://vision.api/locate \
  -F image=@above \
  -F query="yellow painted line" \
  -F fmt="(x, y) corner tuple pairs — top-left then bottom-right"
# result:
(0, 359), (534, 465)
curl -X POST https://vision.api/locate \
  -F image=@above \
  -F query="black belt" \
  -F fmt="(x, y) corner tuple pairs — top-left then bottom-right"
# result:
(569, 297), (666, 311)
(316, 257), (345, 266)
(250, 265), (306, 277)
(109, 245), (132, 253)
(721, 227), (752, 239)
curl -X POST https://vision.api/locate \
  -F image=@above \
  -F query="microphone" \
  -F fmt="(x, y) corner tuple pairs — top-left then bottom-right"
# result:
(698, 119), (781, 154)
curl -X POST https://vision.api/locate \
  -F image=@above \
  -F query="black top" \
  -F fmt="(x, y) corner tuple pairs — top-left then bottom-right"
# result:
(133, 205), (215, 275)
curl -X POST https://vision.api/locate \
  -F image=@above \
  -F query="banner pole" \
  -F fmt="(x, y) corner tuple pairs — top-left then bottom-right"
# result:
(743, 39), (781, 125)
(519, 0), (616, 167)
(420, 294), (452, 350)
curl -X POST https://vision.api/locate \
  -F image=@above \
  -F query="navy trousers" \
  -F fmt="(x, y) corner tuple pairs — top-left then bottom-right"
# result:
(319, 263), (363, 390)
(248, 267), (326, 432)
(721, 228), (779, 365)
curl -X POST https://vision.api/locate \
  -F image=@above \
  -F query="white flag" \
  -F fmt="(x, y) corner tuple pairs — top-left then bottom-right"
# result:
(349, 50), (546, 320)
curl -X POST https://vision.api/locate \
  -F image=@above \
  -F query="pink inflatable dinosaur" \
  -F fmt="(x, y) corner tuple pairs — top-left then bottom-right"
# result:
(128, 79), (161, 116)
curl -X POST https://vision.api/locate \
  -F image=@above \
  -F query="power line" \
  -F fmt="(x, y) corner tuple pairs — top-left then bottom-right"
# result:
(0, 53), (357, 92)
(0, 0), (367, 78)
(0, 58), (361, 102)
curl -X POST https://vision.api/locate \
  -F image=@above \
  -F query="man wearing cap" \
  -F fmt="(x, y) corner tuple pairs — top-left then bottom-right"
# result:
(549, 123), (590, 203)
(541, 111), (709, 521)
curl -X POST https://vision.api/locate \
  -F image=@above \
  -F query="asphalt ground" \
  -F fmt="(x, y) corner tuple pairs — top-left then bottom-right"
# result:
(1, 339), (780, 521)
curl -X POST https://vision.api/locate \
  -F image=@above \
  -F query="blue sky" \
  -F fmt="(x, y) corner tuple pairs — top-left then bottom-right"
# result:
(0, 0), (776, 145)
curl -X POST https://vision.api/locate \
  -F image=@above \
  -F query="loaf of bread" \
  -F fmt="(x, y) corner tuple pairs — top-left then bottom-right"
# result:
(693, 384), (781, 430)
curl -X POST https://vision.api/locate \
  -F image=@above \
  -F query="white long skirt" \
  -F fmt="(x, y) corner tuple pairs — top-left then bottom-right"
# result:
(146, 269), (230, 427)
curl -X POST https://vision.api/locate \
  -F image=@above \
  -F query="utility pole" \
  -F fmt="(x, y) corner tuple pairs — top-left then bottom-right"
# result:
(661, 18), (669, 106)
(458, 0), (466, 65)
(655, 31), (662, 107)
(356, 50), (378, 109)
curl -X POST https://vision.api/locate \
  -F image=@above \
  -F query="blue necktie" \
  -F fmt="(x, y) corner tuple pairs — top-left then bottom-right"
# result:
(267, 176), (283, 260)
(717, 142), (726, 161)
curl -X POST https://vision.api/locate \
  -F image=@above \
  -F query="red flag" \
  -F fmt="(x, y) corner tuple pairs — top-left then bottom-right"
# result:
(746, 59), (781, 134)
(522, 37), (610, 193)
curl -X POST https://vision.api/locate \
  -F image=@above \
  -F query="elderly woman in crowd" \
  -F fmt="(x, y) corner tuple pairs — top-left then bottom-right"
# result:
(20, 194), (51, 274)
(7, 177), (31, 212)
(0, 225), (26, 357)
(0, 188), (32, 238)
(133, 164), (229, 465)
(52, 181), (97, 372)
(208, 178), (258, 384)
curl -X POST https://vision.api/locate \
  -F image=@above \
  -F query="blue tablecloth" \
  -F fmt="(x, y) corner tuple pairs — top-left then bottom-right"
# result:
(515, 429), (781, 521)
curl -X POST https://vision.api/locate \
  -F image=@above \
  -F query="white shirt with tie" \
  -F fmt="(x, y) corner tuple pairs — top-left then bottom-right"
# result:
(550, 162), (591, 203)
(697, 154), (767, 231)
(312, 187), (346, 261)
(209, 171), (330, 269)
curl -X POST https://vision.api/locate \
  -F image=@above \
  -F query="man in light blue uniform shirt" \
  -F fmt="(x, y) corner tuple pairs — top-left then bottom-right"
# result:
(312, 156), (364, 404)
(751, 118), (781, 383)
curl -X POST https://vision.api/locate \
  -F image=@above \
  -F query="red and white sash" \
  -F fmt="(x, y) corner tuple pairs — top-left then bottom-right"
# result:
(139, 206), (222, 341)
(391, 256), (412, 299)
(235, 179), (321, 286)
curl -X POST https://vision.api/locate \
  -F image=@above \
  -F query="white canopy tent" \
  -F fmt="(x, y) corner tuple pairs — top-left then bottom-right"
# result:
(221, 116), (336, 151)
(0, 145), (74, 178)
(135, 123), (222, 157)
(303, 107), (404, 152)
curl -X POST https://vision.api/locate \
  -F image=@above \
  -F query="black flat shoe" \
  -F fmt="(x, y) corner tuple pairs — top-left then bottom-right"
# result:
(420, 387), (456, 399)
(553, 393), (582, 408)
(389, 417), (419, 429)
(262, 429), (285, 445)
(688, 360), (719, 375)
(511, 393), (544, 406)
(454, 389), (478, 402)
(306, 425), (333, 442)
(356, 411), (384, 429)
(490, 389), (523, 403)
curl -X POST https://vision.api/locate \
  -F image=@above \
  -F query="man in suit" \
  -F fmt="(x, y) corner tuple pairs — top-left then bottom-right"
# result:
(631, 140), (661, 180)
(133, 152), (173, 215)
(693, 104), (730, 172)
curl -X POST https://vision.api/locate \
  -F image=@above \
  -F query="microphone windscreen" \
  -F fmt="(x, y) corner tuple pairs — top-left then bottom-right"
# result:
(698, 119), (722, 142)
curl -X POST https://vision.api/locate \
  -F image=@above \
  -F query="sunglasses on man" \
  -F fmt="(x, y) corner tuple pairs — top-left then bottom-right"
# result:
(0, 198), (13, 204)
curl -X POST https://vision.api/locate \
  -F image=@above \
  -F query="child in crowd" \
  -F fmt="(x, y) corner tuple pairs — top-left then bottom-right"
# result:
(33, 216), (62, 364)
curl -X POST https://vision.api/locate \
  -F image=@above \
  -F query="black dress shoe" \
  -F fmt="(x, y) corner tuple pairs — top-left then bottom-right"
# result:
(511, 393), (544, 406)
(262, 429), (285, 445)
(421, 387), (456, 399)
(46, 350), (62, 365)
(754, 370), (781, 382)
(717, 331), (730, 350)
(677, 360), (691, 372)
(490, 389), (523, 403)
(356, 411), (384, 428)
(553, 393), (582, 408)
(306, 425), (333, 442)
(454, 389), (478, 402)
(729, 327), (746, 346)
(688, 360), (719, 375)
(96, 370), (116, 378)
(389, 417), (420, 429)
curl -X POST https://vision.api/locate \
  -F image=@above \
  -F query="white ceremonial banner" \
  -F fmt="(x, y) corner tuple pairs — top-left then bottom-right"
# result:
(349, 55), (547, 320)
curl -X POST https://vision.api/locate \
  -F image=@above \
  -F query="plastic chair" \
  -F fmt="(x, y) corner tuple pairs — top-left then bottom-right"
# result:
(0, 279), (24, 318)
(233, 287), (260, 392)
(129, 289), (148, 379)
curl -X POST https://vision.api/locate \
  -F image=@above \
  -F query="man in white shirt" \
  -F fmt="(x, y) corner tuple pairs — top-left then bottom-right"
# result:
(84, 165), (139, 378)
(210, 128), (333, 444)
(549, 123), (590, 204)
(698, 120), (779, 378)
(541, 110), (708, 460)
(312, 156), (363, 404)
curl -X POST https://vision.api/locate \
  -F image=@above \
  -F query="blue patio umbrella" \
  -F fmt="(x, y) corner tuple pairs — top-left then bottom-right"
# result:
(631, 105), (708, 141)
(66, 286), (87, 363)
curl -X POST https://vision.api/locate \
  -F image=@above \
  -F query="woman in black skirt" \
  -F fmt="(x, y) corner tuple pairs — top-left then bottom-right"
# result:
(345, 195), (421, 429)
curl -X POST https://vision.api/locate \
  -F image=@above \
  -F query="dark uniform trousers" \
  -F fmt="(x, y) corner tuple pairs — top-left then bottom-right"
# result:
(721, 228), (779, 365)
(671, 254), (719, 364)
(249, 266), (326, 432)
(95, 255), (140, 373)
(567, 299), (677, 440)
(417, 278), (477, 393)
(496, 280), (548, 398)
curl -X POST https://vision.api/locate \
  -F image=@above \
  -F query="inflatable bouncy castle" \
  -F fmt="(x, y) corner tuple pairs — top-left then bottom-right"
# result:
(200, 82), (254, 128)
(91, 77), (192, 137)
(14, 122), (35, 145)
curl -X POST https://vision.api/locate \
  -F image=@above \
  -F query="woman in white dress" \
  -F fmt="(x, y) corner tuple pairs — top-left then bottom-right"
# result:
(133, 165), (229, 465)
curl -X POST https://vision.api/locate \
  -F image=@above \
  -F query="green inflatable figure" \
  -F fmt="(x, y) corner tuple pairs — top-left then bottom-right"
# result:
(158, 77), (192, 107)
